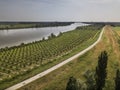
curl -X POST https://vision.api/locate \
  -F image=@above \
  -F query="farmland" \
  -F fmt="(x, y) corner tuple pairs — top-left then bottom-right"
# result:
(0, 25), (102, 89)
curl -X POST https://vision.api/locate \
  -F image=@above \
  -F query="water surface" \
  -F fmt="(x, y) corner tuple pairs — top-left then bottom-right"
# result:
(0, 23), (86, 48)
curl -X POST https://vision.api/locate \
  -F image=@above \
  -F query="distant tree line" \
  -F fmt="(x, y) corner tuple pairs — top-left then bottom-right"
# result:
(0, 22), (74, 30)
(76, 24), (104, 31)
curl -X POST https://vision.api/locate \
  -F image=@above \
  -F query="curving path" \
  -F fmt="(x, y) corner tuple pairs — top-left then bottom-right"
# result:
(5, 27), (104, 90)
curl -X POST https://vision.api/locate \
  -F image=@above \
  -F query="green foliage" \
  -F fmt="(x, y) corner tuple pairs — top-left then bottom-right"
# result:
(48, 33), (56, 39)
(66, 76), (77, 90)
(95, 51), (108, 90)
(115, 69), (120, 90)
(84, 70), (96, 90)
(58, 32), (63, 36)
(66, 77), (87, 90)
(76, 24), (103, 31)
(66, 51), (108, 90)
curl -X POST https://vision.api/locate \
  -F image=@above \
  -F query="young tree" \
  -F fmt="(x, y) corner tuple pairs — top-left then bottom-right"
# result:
(42, 37), (45, 41)
(66, 77), (85, 90)
(95, 51), (108, 90)
(66, 76), (77, 90)
(84, 70), (95, 90)
(115, 69), (120, 90)
(48, 33), (56, 39)
(58, 32), (63, 36)
(51, 33), (56, 38)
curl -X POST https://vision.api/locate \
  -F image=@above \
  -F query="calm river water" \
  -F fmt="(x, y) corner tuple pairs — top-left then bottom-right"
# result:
(0, 23), (87, 48)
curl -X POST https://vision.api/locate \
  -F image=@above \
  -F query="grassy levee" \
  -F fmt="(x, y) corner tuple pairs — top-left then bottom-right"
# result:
(18, 25), (120, 90)
(0, 25), (102, 90)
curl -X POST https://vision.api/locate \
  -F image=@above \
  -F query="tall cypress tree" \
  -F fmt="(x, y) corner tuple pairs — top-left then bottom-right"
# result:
(95, 51), (108, 90)
(115, 69), (120, 90)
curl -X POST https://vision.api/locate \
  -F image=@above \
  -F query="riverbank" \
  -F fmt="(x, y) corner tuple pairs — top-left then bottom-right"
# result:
(0, 25), (102, 90)
(0, 23), (84, 49)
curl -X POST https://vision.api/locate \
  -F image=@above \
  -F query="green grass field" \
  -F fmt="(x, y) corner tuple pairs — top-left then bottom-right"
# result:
(0, 25), (102, 90)
(18, 26), (120, 90)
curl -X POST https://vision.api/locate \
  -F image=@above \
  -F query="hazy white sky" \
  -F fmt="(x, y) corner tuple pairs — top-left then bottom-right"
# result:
(0, 0), (120, 22)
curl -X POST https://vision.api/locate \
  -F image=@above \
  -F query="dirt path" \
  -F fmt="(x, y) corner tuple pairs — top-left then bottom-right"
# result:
(102, 25), (120, 89)
(105, 25), (120, 60)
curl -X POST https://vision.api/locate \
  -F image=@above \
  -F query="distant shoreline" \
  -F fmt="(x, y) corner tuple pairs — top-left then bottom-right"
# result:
(0, 22), (120, 30)
(0, 22), (74, 30)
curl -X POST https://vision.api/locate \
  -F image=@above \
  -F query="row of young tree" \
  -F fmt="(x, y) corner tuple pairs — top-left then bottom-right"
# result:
(66, 51), (120, 90)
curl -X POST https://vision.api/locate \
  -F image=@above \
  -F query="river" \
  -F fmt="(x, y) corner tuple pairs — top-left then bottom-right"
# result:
(0, 23), (87, 48)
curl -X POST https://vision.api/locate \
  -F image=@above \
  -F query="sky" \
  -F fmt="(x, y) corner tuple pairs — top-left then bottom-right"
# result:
(0, 0), (120, 22)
